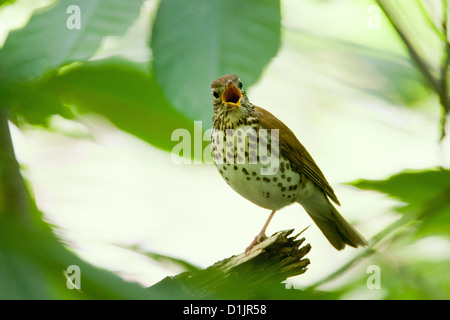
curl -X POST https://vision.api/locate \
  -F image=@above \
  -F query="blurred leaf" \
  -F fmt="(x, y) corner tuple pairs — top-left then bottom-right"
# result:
(376, 0), (444, 77)
(149, 273), (332, 300)
(322, 39), (430, 106)
(327, 255), (450, 300)
(285, 21), (431, 107)
(0, 209), (157, 299)
(0, 0), (145, 85)
(1, 72), (74, 126)
(0, 247), (54, 299)
(376, 0), (449, 138)
(374, 253), (450, 299)
(49, 57), (195, 153)
(340, 48), (430, 106)
(122, 244), (202, 273)
(151, 0), (281, 126)
(0, 0), (17, 8)
(351, 169), (450, 208)
(0, 0), (145, 126)
(350, 169), (450, 239)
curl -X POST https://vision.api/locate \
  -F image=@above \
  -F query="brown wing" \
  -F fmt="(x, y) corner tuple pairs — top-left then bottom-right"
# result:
(254, 106), (340, 206)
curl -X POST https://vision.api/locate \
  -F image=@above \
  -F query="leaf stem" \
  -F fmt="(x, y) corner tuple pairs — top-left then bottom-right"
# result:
(376, 0), (450, 141)
(416, 0), (446, 41)
(376, 0), (441, 92)
(438, 0), (449, 141)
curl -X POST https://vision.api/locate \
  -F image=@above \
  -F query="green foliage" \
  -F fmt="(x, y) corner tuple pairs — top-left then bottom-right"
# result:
(329, 254), (450, 300)
(374, 257), (450, 299)
(0, 0), (16, 8)
(376, 0), (450, 139)
(0, 0), (145, 126)
(0, 0), (450, 300)
(0, 210), (155, 299)
(2, 73), (72, 126)
(151, 0), (281, 126)
(50, 58), (194, 152)
(330, 168), (450, 299)
(0, 0), (283, 300)
(352, 169), (450, 239)
(346, 50), (430, 106)
(0, 0), (144, 84)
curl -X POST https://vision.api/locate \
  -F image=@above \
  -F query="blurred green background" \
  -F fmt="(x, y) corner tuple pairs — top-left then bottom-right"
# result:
(0, 0), (449, 299)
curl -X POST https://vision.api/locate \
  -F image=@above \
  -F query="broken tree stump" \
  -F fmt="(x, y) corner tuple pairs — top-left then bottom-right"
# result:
(148, 229), (311, 299)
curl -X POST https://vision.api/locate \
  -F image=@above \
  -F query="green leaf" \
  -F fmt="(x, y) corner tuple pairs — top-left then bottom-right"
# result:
(0, 0), (17, 8)
(49, 57), (196, 153)
(370, 256), (450, 299)
(0, 248), (54, 299)
(151, 0), (281, 126)
(350, 169), (450, 239)
(344, 49), (430, 106)
(0, 209), (157, 299)
(328, 256), (450, 300)
(121, 244), (202, 273)
(0, 0), (145, 85)
(1, 73), (74, 126)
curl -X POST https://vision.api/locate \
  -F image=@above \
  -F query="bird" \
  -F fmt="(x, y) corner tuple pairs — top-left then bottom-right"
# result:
(210, 74), (367, 253)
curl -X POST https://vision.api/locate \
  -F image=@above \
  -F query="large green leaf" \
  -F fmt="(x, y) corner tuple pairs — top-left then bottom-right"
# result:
(0, 0), (145, 126)
(49, 58), (195, 153)
(2, 73), (74, 126)
(151, 0), (281, 126)
(350, 169), (450, 239)
(0, 206), (156, 299)
(0, 0), (145, 85)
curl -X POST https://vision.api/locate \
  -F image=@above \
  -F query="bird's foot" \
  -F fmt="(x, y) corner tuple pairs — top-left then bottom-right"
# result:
(245, 233), (267, 254)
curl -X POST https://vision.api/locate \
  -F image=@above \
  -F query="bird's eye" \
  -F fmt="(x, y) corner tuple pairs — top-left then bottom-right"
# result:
(238, 81), (243, 89)
(212, 90), (219, 99)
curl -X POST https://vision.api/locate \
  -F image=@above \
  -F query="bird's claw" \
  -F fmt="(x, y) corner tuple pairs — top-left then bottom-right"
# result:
(245, 233), (267, 255)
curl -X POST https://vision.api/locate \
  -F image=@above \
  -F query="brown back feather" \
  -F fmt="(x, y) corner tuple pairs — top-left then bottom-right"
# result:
(253, 106), (340, 206)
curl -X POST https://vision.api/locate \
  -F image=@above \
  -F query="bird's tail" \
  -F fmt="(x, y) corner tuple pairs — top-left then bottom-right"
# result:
(301, 194), (367, 250)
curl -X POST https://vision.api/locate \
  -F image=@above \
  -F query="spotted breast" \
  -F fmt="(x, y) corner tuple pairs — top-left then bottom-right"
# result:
(211, 124), (313, 211)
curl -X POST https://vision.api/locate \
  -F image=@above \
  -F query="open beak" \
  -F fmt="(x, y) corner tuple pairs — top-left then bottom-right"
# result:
(222, 81), (242, 107)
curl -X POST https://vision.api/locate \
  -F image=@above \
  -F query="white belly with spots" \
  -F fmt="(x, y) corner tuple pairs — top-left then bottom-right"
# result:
(212, 125), (305, 211)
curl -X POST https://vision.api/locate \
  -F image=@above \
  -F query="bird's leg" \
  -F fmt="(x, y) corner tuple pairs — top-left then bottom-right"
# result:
(245, 210), (277, 254)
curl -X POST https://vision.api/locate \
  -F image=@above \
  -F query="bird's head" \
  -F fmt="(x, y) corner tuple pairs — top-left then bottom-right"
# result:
(211, 74), (252, 119)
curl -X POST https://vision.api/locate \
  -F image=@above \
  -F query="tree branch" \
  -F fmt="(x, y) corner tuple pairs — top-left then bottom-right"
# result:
(147, 229), (311, 299)
(376, 0), (450, 141)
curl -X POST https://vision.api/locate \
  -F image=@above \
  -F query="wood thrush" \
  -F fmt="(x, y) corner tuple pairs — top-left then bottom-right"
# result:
(211, 74), (367, 253)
